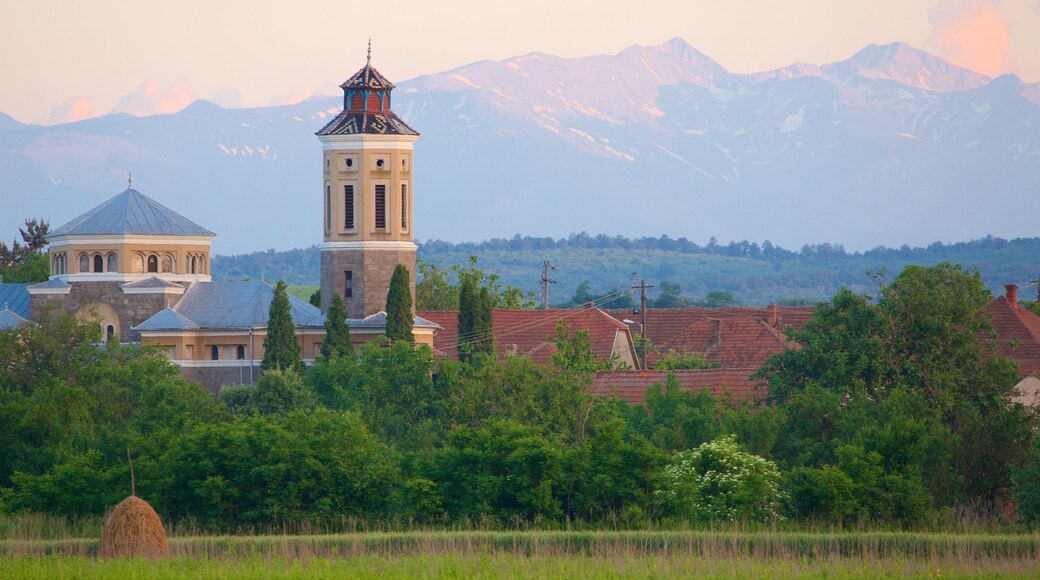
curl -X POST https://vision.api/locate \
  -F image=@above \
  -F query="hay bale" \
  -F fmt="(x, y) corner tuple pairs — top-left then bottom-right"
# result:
(99, 495), (170, 559)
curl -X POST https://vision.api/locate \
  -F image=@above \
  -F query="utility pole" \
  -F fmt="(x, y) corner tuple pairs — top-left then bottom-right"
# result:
(540, 260), (558, 310)
(1031, 277), (1040, 303)
(632, 278), (654, 370)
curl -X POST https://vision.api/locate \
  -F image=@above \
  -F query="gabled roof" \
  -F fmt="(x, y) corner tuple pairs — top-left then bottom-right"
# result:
(0, 283), (29, 319)
(27, 278), (69, 290)
(50, 188), (215, 237)
(135, 281), (320, 330)
(134, 307), (199, 331)
(652, 317), (796, 369)
(0, 306), (28, 329)
(418, 307), (632, 365)
(984, 295), (1040, 378)
(121, 277), (184, 289)
(591, 368), (765, 405)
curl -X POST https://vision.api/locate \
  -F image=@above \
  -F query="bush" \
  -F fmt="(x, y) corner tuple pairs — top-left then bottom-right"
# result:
(658, 435), (781, 522)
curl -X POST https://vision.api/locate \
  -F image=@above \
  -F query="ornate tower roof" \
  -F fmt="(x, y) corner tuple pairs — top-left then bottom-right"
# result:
(50, 188), (215, 237)
(316, 45), (418, 137)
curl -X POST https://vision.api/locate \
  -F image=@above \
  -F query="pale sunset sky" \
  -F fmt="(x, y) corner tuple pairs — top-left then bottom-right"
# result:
(2, 0), (1038, 125)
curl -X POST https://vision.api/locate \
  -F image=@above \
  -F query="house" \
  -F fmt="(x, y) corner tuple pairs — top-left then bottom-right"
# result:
(418, 305), (639, 368)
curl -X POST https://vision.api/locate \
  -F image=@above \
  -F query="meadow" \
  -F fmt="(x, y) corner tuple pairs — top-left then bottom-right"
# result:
(2, 514), (1039, 579)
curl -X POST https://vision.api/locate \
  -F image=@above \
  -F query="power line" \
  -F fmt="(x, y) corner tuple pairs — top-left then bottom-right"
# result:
(540, 260), (558, 310)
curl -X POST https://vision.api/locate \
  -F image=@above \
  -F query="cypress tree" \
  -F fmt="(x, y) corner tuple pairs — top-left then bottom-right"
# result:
(385, 264), (414, 343)
(321, 292), (353, 358)
(262, 280), (302, 373)
(458, 277), (494, 361)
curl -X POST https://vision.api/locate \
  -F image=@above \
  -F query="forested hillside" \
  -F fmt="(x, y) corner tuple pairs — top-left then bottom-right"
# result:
(211, 235), (1040, 306)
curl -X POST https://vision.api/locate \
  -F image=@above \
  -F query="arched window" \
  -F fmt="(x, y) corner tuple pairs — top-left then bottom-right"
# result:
(236, 345), (245, 360)
(133, 255), (144, 273)
(199, 256), (206, 274)
(79, 253), (90, 273)
(211, 346), (219, 360)
(191, 256), (197, 274)
(147, 255), (158, 273)
(106, 325), (115, 341)
(93, 254), (103, 273)
(59, 254), (66, 274)
(162, 255), (174, 273)
(106, 252), (118, 273)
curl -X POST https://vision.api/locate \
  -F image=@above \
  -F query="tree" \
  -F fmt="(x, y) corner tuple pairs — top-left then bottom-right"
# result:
(261, 280), (302, 373)
(0, 218), (49, 284)
(385, 264), (414, 343)
(458, 276), (493, 361)
(321, 293), (353, 358)
(658, 435), (782, 523)
(415, 255), (535, 310)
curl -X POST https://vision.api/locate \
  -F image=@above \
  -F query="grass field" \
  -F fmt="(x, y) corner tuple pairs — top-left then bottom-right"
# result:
(2, 521), (1039, 578)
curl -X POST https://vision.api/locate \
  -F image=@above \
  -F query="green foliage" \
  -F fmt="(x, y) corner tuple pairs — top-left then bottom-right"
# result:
(654, 350), (715, 370)
(759, 263), (1034, 512)
(621, 374), (743, 453)
(261, 280), (302, 373)
(458, 276), (494, 360)
(1013, 433), (1040, 525)
(650, 281), (693, 308)
(0, 218), (49, 283)
(385, 264), (414, 344)
(693, 290), (740, 308)
(658, 435), (782, 523)
(162, 409), (400, 524)
(415, 255), (535, 310)
(320, 293), (352, 358)
(308, 289), (321, 308)
(221, 368), (315, 416)
(549, 321), (616, 373)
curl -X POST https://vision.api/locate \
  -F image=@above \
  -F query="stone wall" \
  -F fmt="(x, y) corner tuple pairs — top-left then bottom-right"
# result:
(29, 281), (181, 342)
(321, 247), (415, 319)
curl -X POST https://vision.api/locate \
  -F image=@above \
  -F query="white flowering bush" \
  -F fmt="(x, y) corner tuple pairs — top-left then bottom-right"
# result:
(658, 435), (782, 522)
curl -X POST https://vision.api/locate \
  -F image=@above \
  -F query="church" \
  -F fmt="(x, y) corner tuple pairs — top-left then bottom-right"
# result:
(0, 53), (440, 391)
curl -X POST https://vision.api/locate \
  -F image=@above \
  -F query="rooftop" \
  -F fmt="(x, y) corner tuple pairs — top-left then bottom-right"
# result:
(50, 188), (215, 238)
(591, 368), (765, 405)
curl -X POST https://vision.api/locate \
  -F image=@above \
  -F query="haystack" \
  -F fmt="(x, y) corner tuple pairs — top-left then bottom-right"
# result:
(99, 495), (170, 559)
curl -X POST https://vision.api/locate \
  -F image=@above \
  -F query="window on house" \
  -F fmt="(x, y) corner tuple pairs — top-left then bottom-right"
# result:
(344, 184), (354, 229)
(107, 252), (118, 273)
(374, 184), (386, 229)
(162, 255), (174, 273)
(401, 184), (408, 229)
(237, 345), (245, 360)
(79, 253), (89, 272)
(147, 255), (158, 273)
(106, 325), (115, 341)
(211, 345), (219, 360)
(325, 184), (332, 232)
(345, 157), (353, 168)
(93, 254), (103, 273)
(190, 256), (197, 274)
(345, 270), (353, 298)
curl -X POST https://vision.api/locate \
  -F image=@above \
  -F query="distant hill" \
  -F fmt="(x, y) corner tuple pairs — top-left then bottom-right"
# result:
(211, 235), (1040, 306)
(4, 39), (1040, 256)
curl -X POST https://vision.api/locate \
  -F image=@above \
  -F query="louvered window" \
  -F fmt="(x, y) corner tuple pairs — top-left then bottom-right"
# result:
(325, 184), (331, 231)
(344, 185), (355, 229)
(374, 184), (386, 229)
(401, 184), (408, 229)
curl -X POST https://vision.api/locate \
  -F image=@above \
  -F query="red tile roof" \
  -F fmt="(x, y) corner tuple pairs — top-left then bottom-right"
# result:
(607, 306), (814, 349)
(984, 296), (1040, 378)
(651, 317), (796, 369)
(591, 368), (765, 405)
(418, 307), (636, 366)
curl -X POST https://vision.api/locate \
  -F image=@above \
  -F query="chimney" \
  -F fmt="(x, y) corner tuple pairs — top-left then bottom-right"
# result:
(1005, 284), (1018, 304)
(769, 304), (779, 327)
(709, 318), (721, 349)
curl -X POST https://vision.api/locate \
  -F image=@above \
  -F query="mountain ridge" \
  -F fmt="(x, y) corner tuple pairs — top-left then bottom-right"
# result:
(2, 38), (1038, 255)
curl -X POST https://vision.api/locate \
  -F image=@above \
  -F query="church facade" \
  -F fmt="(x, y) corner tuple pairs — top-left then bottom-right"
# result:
(0, 54), (438, 392)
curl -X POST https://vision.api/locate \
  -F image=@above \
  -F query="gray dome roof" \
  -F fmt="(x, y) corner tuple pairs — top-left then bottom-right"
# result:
(51, 188), (215, 237)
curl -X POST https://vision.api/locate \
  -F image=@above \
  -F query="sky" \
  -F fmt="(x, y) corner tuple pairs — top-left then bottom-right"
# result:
(2, 0), (1039, 125)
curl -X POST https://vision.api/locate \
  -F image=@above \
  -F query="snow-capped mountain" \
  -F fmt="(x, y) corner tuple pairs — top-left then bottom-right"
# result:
(1, 39), (1037, 256)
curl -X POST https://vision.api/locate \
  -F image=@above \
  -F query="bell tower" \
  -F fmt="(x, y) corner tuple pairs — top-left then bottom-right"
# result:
(316, 46), (419, 319)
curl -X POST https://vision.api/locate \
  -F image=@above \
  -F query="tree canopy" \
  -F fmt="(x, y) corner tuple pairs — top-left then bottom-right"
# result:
(261, 280), (302, 373)
(385, 264), (414, 344)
